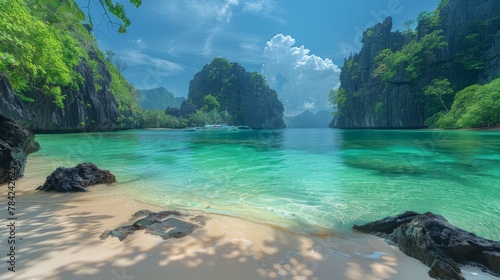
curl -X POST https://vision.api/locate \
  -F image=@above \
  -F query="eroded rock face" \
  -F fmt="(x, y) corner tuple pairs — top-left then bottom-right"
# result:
(0, 115), (40, 183)
(481, 31), (500, 83)
(353, 211), (500, 280)
(100, 210), (208, 241)
(331, 0), (500, 129)
(0, 74), (35, 128)
(0, 49), (133, 132)
(37, 162), (116, 192)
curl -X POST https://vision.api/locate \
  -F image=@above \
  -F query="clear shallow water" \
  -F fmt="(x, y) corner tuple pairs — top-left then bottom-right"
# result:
(32, 129), (500, 240)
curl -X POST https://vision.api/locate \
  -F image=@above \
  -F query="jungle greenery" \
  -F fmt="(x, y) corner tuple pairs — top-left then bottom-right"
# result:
(0, 0), (140, 121)
(335, 0), (499, 129)
(433, 77), (500, 128)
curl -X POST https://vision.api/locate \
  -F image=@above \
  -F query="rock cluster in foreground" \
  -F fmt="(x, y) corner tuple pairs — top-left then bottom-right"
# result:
(100, 210), (207, 241)
(0, 115), (40, 183)
(37, 162), (116, 192)
(353, 211), (500, 280)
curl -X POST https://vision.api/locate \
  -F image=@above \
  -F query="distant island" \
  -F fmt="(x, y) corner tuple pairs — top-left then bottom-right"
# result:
(135, 58), (286, 129)
(178, 57), (285, 129)
(285, 110), (332, 128)
(330, 0), (500, 129)
(136, 87), (185, 111)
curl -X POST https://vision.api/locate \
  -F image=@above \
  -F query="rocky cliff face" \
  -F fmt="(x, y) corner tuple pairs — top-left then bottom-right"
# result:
(187, 58), (285, 129)
(0, 73), (34, 128)
(24, 50), (123, 132)
(438, 0), (500, 86)
(331, 0), (500, 128)
(0, 50), (130, 132)
(332, 17), (423, 128)
(481, 31), (500, 83)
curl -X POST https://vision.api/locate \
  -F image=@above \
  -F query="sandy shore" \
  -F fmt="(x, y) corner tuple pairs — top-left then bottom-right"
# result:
(0, 163), (496, 280)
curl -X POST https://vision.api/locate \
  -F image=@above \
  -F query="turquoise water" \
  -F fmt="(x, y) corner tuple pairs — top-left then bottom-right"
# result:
(32, 129), (500, 240)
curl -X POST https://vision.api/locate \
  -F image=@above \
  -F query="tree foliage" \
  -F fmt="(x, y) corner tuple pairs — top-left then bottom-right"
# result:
(1, 0), (140, 124)
(186, 57), (284, 127)
(135, 109), (187, 128)
(329, 88), (347, 115)
(435, 78), (500, 128)
(0, 1), (84, 107)
(424, 78), (453, 112)
(373, 30), (447, 83)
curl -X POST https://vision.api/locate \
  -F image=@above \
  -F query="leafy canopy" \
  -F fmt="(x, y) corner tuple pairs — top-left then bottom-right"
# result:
(373, 30), (447, 82)
(435, 78), (500, 128)
(0, 1), (84, 107)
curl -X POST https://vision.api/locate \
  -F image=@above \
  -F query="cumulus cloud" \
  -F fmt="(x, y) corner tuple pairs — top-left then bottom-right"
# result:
(262, 34), (341, 114)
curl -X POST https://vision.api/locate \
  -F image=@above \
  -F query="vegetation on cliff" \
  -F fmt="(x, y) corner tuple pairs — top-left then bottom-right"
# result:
(142, 58), (284, 129)
(0, 0), (140, 131)
(182, 58), (285, 128)
(435, 77), (500, 128)
(0, 1), (83, 107)
(331, 0), (500, 129)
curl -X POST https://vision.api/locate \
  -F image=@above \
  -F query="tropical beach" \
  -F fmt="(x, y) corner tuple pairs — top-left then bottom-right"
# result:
(2, 129), (500, 279)
(3, 156), (497, 280)
(1, 0), (500, 279)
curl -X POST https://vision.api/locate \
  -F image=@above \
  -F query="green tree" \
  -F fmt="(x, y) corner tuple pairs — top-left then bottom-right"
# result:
(201, 94), (220, 112)
(329, 88), (347, 114)
(425, 78), (453, 112)
(0, 1), (83, 107)
(435, 78), (500, 128)
(401, 19), (417, 43)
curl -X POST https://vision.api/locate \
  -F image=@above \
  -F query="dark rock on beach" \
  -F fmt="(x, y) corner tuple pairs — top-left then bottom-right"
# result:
(0, 115), (40, 183)
(100, 210), (207, 241)
(353, 211), (500, 280)
(37, 162), (116, 192)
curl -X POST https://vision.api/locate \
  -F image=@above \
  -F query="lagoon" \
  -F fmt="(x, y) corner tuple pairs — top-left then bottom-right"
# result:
(32, 128), (500, 240)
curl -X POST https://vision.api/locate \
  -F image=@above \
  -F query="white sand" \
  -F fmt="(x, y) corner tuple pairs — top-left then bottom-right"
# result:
(0, 162), (495, 280)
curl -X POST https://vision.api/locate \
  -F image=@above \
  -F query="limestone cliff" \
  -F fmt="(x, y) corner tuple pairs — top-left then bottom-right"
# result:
(185, 58), (285, 129)
(0, 49), (133, 132)
(0, 74), (34, 128)
(331, 0), (500, 128)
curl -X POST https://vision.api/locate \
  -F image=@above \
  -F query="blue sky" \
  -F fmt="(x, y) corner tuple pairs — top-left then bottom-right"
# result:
(81, 0), (438, 115)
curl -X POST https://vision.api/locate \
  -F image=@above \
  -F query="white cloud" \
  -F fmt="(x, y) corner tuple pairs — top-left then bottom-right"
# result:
(122, 49), (185, 76)
(155, 0), (282, 58)
(303, 102), (316, 110)
(217, 0), (239, 22)
(262, 34), (341, 114)
(243, 0), (274, 14)
(120, 49), (186, 89)
(158, 0), (242, 23)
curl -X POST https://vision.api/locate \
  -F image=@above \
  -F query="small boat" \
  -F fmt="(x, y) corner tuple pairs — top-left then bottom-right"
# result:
(181, 127), (203, 132)
(235, 125), (252, 131)
(182, 124), (252, 132)
(203, 124), (236, 131)
(182, 110), (252, 132)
